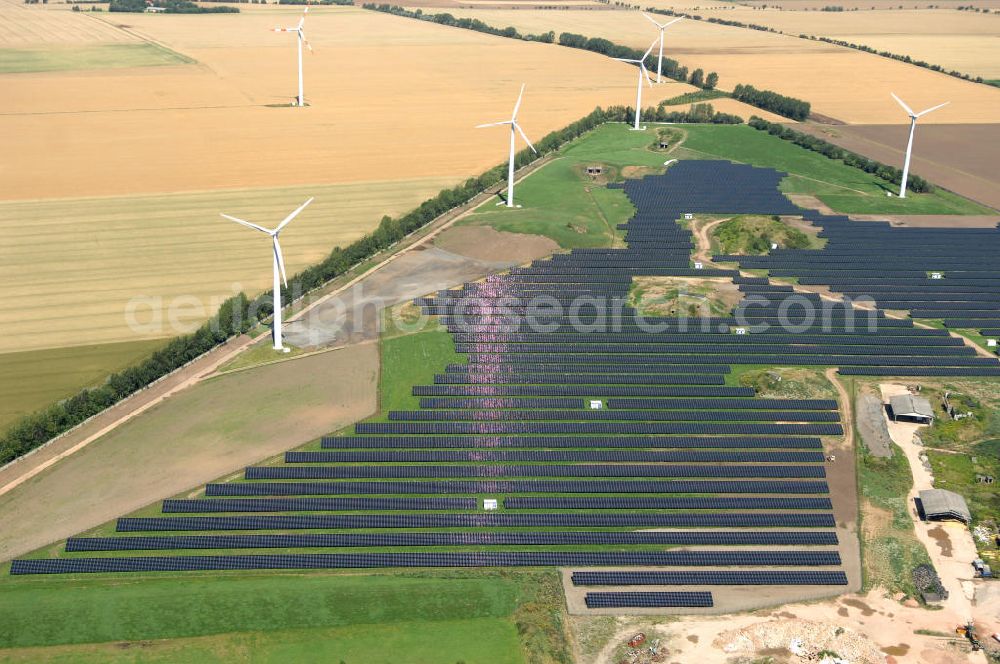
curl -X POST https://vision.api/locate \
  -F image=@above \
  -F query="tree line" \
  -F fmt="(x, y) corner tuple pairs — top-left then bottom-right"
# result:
(647, 102), (742, 124)
(0, 106), (627, 466)
(557, 32), (719, 90)
(643, 6), (778, 33)
(798, 34), (994, 87)
(109, 0), (239, 12)
(363, 4), (827, 122)
(748, 116), (932, 193)
(645, 5), (996, 90)
(732, 84), (810, 121)
(362, 4), (555, 42)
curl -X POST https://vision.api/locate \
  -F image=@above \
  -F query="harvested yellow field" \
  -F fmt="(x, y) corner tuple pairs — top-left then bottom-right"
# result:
(3, 7), (679, 200)
(429, 7), (1000, 123)
(3, 6), (685, 352)
(0, 0), (138, 47)
(0, 179), (454, 353)
(738, 0), (1000, 8)
(695, 8), (1000, 78)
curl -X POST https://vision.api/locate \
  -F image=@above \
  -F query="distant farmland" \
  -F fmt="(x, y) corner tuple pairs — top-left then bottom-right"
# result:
(412, 6), (1000, 124)
(2, 4), (686, 424)
(695, 7), (1000, 80)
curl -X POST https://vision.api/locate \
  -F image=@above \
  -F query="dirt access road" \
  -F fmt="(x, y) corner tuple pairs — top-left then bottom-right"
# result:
(878, 384), (986, 634)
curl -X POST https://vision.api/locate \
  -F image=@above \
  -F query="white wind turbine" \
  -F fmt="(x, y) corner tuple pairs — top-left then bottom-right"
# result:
(476, 84), (537, 209)
(273, 7), (312, 107)
(642, 14), (683, 84)
(221, 198), (314, 351)
(890, 92), (948, 198)
(616, 40), (657, 130)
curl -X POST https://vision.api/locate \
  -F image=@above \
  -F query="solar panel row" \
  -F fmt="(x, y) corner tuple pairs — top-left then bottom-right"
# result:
(571, 571), (848, 586)
(206, 479), (831, 496)
(117, 512), (836, 531)
(584, 592), (714, 608)
(10, 549), (842, 575)
(66, 530), (839, 552)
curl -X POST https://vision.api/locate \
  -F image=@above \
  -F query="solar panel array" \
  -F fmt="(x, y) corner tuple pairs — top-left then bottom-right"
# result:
(714, 210), (1000, 357)
(24, 159), (940, 600)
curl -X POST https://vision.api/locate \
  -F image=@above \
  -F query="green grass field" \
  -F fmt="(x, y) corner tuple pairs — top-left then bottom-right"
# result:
(0, 339), (166, 432)
(675, 124), (992, 215)
(376, 322), (460, 417)
(858, 443), (933, 595)
(459, 124), (670, 248)
(462, 123), (989, 252)
(0, 44), (193, 74)
(0, 571), (557, 664)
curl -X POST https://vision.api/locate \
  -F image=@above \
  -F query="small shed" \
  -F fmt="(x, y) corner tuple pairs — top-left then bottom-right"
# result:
(918, 489), (971, 524)
(889, 394), (934, 423)
(586, 165), (603, 175)
(658, 140), (670, 149)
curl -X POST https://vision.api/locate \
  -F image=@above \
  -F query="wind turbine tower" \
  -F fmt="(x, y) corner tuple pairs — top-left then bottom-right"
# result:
(616, 40), (657, 130)
(274, 8), (312, 107)
(642, 14), (683, 83)
(221, 198), (313, 351)
(476, 84), (537, 208)
(890, 92), (948, 198)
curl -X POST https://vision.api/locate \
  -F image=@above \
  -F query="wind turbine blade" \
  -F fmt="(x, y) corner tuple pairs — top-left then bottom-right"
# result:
(641, 64), (653, 88)
(613, 57), (638, 63)
(273, 237), (288, 288)
(915, 101), (949, 118)
(642, 39), (657, 60)
(665, 17), (683, 27)
(511, 83), (526, 121)
(276, 197), (313, 233)
(890, 92), (915, 117)
(642, 12), (664, 27)
(221, 213), (271, 234)
(514, 122), (537, 154)
(475, 121), (511, 128)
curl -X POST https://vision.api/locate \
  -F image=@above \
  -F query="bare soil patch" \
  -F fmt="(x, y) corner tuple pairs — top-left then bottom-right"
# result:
(791, 122), (1000, 211)
(433, 225), (559, 264)
(629, 275), (743, 318)
(928, 525), (954, 557)
(580, 588), (989, 663)
(0, 344), (378, 561)
(857, 389), (894, 458)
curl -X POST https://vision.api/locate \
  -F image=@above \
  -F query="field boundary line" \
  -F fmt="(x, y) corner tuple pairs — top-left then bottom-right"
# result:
(84, 12), (196, 67)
